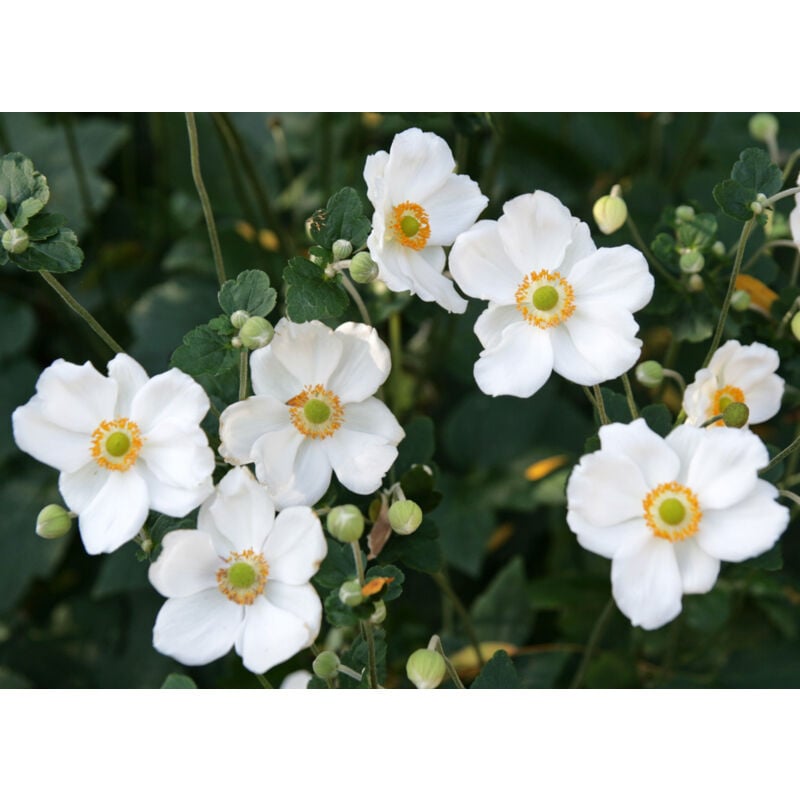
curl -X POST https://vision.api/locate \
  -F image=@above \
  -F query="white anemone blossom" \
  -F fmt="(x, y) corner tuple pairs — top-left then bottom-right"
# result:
(364, 127), (488, 313)
(149, 467), (326, 674)
(566, 419), (789, 630)
(219, 319), (404, 508)
(449, 190), (654, 398)
(12, 354), (214, 554)
(790, 171), (800, 247)
(682, 340), (784, 427)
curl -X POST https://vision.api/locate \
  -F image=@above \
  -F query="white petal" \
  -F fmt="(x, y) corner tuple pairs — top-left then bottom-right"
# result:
(363, 150), (389, 211)
(424, 172), (487, 246)
(568, 513), (649, 560)
(36, 359), (117, 433)
(263, 507), (327, 585)
(140, 421), (214, 489)
(741, 375), (784, 425)
(474, 321), (554, 398)
(131, 369), (209, 434)
(107, 354), (149, 417)
(611, 537), (683, 630)
(12, 398), (93, 473)
(138, 461), (214, 518)
(567, 245), (654, 312)
(325, 425), (401, 496)
(598, 419), (681, 489)
(208, 467), (276, 553)
(268, 319), (343, 388)
(710, 340), (777, 387)
(280, 670), (312, 689)
(474, 304), (525, 349)
(549, 322), (616, 386)
(78, 469), (149, 554)
(266, 580), (322, 633)
(450, 220), (524, 304)
(59, 461), (109, 513)
(790, 203), (800, 245)
(696, 480), (789, 562)
(327, 322), (392, 404)
(218, 396), (289, 465)
(682, 369), (716, 426)
(148, 528), (220, 598)
(383, 128), (456, 206)
(496, 192), (575, 275)
(558, 220), (597, 276)
(250, 345), (304, 402)
(340, 397), (404, 442)
(153, 590), (243, 666)
(673, 538), (720, 594)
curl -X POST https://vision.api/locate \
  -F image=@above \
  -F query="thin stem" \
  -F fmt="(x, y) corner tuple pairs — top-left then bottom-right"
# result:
(350, 542), (378, 688)
(430, 636), (466, 690)
(592, 384), (610, 426)
(701, 217), (757, 369)
(256, 674), (274, 689)
(626, 216), (682, 291)
(39, 271), (123, 353)
(776, 295), (800, 339)
(431, 571), (485, 668)
(570, 597), (615, 689)
(621, 373), (639, 420)
(337, 664), (364, 682)
(63, 114), (94, 230)
(766, 185), (800, 205)
(782, 149), (800, 183)
(581, 384), (598, 411)
(238, 349), (249, 401)
(185, 112), (226, 288)
(700, 414), (724, 428)
(662, 368), (686, 393)
(761, 434), (800, 476)
(341, 272), (372, 326)
(742, 239), (798, 273)
(779, 489), (800, 507)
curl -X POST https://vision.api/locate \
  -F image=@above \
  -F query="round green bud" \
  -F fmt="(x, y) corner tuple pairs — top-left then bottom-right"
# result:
(750, 201), (764, 215)
(388, 500), (423, 536)
(349, 252), (379, 284)
(339, 579), (364, 607)
(239, 316), (274, 350)
(687, 274), (704, 293)
(231, 336), (243, 349)
(791, 311), (800, 341)
(749, 113), (779, 142)
(592, 194), (628, 235)
(635, 360), (664, 389)
(731, 289), (751, 312)
(2, 228), (29, 254)
(723, 401), (750, 429)
(332, 239), (353, 261)
(326, 504), (365, 543)
(230, 310), (250, 329)
(712, 241), (726, 258)
(0, 195), (6, 214)
(406, 648), (447, 690)
(675, 205), (695, 223)
(370, 600), (387, 625)
(312, 650), (340, 680)
(36, 504), (73, 540)
(658, 498), (686, 526)
(679, 251), (704, 274)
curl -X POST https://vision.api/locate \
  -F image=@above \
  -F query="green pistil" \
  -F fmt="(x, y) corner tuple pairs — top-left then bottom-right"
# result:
(304, 398), (331, 424)
(105, 432), (131, 457)
(658, 498), (686, 526)
(228, 562), (256, 589)
(401, 215), (420, 237)
(532, 285), (559, 311)
(718, 396), (733, 412)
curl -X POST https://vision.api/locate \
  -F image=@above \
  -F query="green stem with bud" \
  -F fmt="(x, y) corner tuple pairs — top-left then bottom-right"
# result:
(765, 185), (800, 206)
(238, 349), (249, 402)
(432, 571), (485, 668)
(569, 597), (615, 689)
(350, 541), (379, 689)
(341, 271), (372, 326)
(700, 414), (724, 428)
(761, 434), (800, 476)
(430, 635), (466, 689)
(782, 149), (800, 183)
(621, 373), (639, 420)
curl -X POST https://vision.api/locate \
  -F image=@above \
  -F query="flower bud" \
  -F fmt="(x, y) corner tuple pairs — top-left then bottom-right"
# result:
(731, 290), (751, 312)
(712, 241), (726, 258)
(36, 504), (73, 540)
(791, 311), (800, 341)
(231, 336), (243, 349)
(675, 205), (695, 223)
(406, 648), (446, 690)
(239, 316), (274, 350)
(723, 401), (749, 429)
(635, 360), (664, 389)
(592, 187), (627, 235)
(679, 251), (704, 274)
(388, 500), (422, 535)
(749, 113), (779, 142)
(339, 579), (365, 607)
(312, 650), (340, 680)
(349, 252), (379, 284)
(370, 600), (387, 625)
(0, 195), (6, 214)
(326, 504), (365, 543)
(750, 201), (764, 215)
(230, 310), (250, 329)
(2, 227), (29, 254)
(332, 239), (353, 261)
(687, 274), (704, 293)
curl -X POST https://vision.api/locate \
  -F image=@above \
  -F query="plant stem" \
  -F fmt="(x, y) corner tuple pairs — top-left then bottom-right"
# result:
(430, 635), (466, 689)
(238, 349), (249, 401)
(185, 112), (226, 288)
(63, 114), (94, 230)
(701, 217), (756, 369)
(700, 414), (724, 428)
(341, 272), (372, 326)
(592, 384), (610, 425)
(782, 149), (800, 183)
(39, 271), (123, 354)
(256, 674), (274, 689)
(662, 368), (686, 393)
(432, 571), (485, 668)
(766, 185), (800, 205)
(742, 239), (798, 273)
(621, 373), (639, 419)
(626, 216), (682, 291)
(761, 434), (800, 476)
(350, 541), (379, 688)
(569, 597), (615, 689)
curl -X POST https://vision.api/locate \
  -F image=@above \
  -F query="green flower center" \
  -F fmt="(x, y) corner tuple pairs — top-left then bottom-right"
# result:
(227, 561), (257, 589)
(717, 395), (733, 412)
(400, 215), (420, 237)
(304, 398), (331, 424)
(532, 285), (559, 311)
(105, 431), (131, 457)
(658, 498), (686, 526)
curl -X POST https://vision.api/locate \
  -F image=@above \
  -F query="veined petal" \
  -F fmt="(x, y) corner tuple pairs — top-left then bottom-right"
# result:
(424, 173), (487, 246)
(59, 462), (109, 514)
(567, 245), (654, 312)
(474, 304), (525, 349)
(131, 369), (209, 434)
(263, 507), (327, 585)
(250, 346), (304, 402)
(673, 538), (720, 594)
(219, 396), (289, 465)
(327, 323), (392, 404)
(324, 426), (400, 496)
(383, 128), (456, 206)
(567, 514), (649, 560)
(558, 220), (597, 276)
(339, 397), (404, 443)
(107, 354), (149, 418)
(268, 319), (343, 388)
(153, 590), (243, 666)
(140, 421), (214, 489)
(549, 323), (612, 386)
(148, 528), (220, 598)
(208, 467), (276, 553)
(265, 580), (322, 634)
(598, 419), (681, 489)
(138, 461), (213, 519)
(474, 321), (554, 398)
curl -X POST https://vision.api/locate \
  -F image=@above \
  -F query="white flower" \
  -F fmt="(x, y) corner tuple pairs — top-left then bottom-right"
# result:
(219, 319), (404, 508)
(12, 354), (214, 555)
(364, 127), (488, 314)
(682, 340), (784, 427)
(280, 670), (312, 689)
(566, 419), (789, 630)
(449, 190), (654, 398)
(149, 467), (326, 674)
(790, 171), (800, 247)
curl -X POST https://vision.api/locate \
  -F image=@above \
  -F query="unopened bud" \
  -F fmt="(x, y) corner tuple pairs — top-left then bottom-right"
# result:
(388, 500), (422, 535)
(323, 264), (337, 278)
(679, 251), (704, 274)
(722, 401), (749, 429)
(231, 336), (243, 348)
(731, 290), (751, 311)
(791, 311), (800, 341)
(326, 504), (365, 543)
(635, 360), (664, 389)
(370, 600), (387, 625)
(349, 252), (379, 284)
(750, 201), (764, 215)
(687, 274), (704, 293)
(592, 188), (628, 235)
(406, 649), (446, 690)
(239, 316), (274, 350)
(339, 579), (365, 607)
(230, 310), (250, 329)
(332, 239), (353, 261)
(712, 241), (726, 258)
(749, 113), (779, 143)
(36, 504), (73, 539)
(675, 205), (695, 223)
(312, 650), (340, 680)
(2, 228), (29, 254)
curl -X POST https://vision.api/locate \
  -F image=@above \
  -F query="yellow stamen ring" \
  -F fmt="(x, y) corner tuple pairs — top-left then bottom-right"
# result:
(216, 549), (269, 605)
(390, 201), (431, 250)
(288, 384), (344, 439)
(90, 418), (143, 471)
(711, 384), (745, 426)
(643, 481), (702, 542)
(515, 270), (576, 328)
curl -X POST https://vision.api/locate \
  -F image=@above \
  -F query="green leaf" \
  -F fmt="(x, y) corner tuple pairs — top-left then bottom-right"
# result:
(340, 628), (387, 687)
(395, 416), (435, 475)
(0, 152), (49, 207)
(0, 359), (38, 468)
(170, 314), (239, 378)
(377, 519), (443, 574)
(471, 650), (521, 689)
(364, 564), (405, 601)
(713, 179), (756, 222)
(651, 233), (678, 267)
(529, 574), (609, 611)
(676, 212), (718, 250)
(24, 212), (64, 242)
(731, 147), (783, 197)
(161, 673), (197, 689)
(92, 542), (151, 599)
(314, 539), (357, 590)
(284, 257), (349, 322)
(14, 197), (45, 227)
(324, 589), (360, 628)
(308, 187), (371, 251)
(683, 588), (731, 634)
(471, 556), (532, 645)
(10, 227), (83, 274)
(640, 404), (672, 436)
(218, 269), (277, 318)
(0, 297), (35, 360)
(599, 388), (631, 423)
